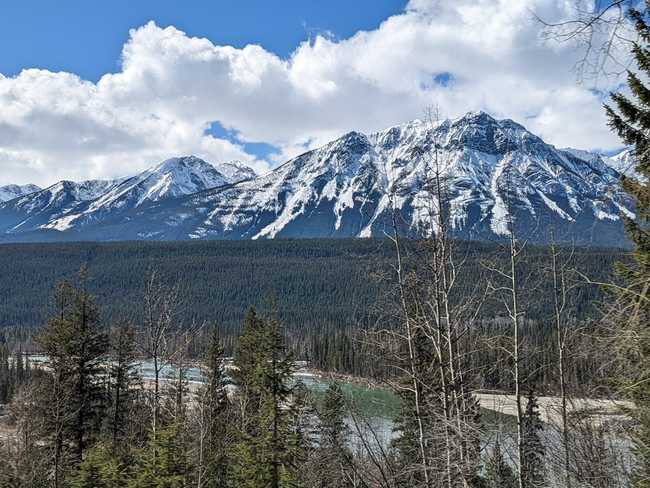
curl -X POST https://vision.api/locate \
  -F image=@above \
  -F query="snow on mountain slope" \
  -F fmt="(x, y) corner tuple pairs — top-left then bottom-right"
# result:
(42, 156), (242, 231)
(604, 148), (645, 182)
(89, 156), (230, 209)
(0, 114), (635, 245)
(0, 184), (40, 202)
(126, 111), (627, 245)
(0, 179), (122, 233)
(215, 160), (257, 183)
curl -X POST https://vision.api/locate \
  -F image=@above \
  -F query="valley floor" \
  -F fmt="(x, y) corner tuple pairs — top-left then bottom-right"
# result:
(474, 392), (632, 426)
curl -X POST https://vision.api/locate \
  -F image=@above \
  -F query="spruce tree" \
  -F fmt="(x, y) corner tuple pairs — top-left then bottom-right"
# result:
(521, 389), (546, 488)
(194, 325), (231, 488)
(231, 308), (304, 488)
(130, 424), (189, 488)
(391, 325), (446, 486)
(604, 4), (650, 486)
(290, 380), (317, 482)
(232, 307), (266, 423)
(69, 445), (128, 488)
(106, 322), (140, 456)
(39, 269), (109, 464)
(313, 382), (353, 488)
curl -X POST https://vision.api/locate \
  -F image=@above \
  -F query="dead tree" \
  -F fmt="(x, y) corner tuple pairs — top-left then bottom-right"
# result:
(548, 235), (579, 488)
(481, 167), (528, 488)
(139, 269), (180, 438)
(378, 107), (486, 487)
(534, 0), (637, 83)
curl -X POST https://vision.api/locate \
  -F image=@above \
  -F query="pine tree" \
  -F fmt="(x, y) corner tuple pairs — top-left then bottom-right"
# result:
(38, 269), (109, 465)
(521, 389), (546, 488)
(485, 438), (516, 488)
(604, 4), (650, 486)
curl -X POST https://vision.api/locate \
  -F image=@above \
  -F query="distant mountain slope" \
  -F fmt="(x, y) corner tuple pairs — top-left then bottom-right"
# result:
(0, 179), (122, 234)
(0, 156), (255, 234)
(215, 160), (257, 183)
(0, 113), (634, 245)
(604, 148), (645, 182)
(0, 184), (41, 202)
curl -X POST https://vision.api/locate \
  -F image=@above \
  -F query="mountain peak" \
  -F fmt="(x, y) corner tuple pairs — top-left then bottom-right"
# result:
(154, 155), (211, 172)
(456, 110), (496, 124)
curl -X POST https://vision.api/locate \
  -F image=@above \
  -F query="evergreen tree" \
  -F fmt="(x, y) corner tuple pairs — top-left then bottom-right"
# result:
(106, 322), (140, 455)
(231, 308), (304, 488)
(521, 389), (546, 488)
(69, 445), (129, 488)
(38, 269), (109, 465)
(130, 424), (189, 488)
(485, 438), (516, 488)
(232, 307), (266, 423)
(604, 3), (650, 486)
(313, 382), (353, 488)
(289, 380), (317, 482)
(194, 325), (231, 488)
(391, 326), (446, 486)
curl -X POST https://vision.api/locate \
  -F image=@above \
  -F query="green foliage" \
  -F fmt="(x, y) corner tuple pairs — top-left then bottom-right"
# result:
(231, 307), (305, 487)
(0, 345), (33, 405)
(38, 268), (109, 463)
(0, 239), (622, 333)
(130, 424), (189, 488)
(311, 382), (353, 487)
(391, 363), (444, 485)
(194, 325), (232, 488)
(521, 389), (546, 487)
(105, 322), (141, 454)
(604, 3), (650, 486)
(69, 445), (129, 488)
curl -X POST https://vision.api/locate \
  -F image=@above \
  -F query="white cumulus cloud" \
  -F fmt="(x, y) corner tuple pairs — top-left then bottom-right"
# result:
(0, 0), (632, 186)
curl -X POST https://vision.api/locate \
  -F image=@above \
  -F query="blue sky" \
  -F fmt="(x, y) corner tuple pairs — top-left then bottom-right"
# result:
(0, 1), (628, 186)
(1, 1), (407, 82)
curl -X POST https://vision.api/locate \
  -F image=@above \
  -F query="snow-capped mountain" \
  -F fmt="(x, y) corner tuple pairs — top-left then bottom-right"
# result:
(0, 184), (41, 202)
(604, 148), (645, 182)
(0, 113), (635, 245)
(0, 178), (123, 234)
(0, 156), (255, 236)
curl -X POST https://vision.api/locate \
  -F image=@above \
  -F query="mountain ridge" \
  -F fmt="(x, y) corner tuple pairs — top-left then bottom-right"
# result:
(0, 184), (42, 203)
(0, 112), (636, 245)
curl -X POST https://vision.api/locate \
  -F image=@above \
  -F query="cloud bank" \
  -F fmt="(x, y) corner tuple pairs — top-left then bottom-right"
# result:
(0, 0), (631, 186)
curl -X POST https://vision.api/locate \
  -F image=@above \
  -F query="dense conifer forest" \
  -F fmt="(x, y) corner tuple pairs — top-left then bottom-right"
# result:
(0, 238), (624, 331)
